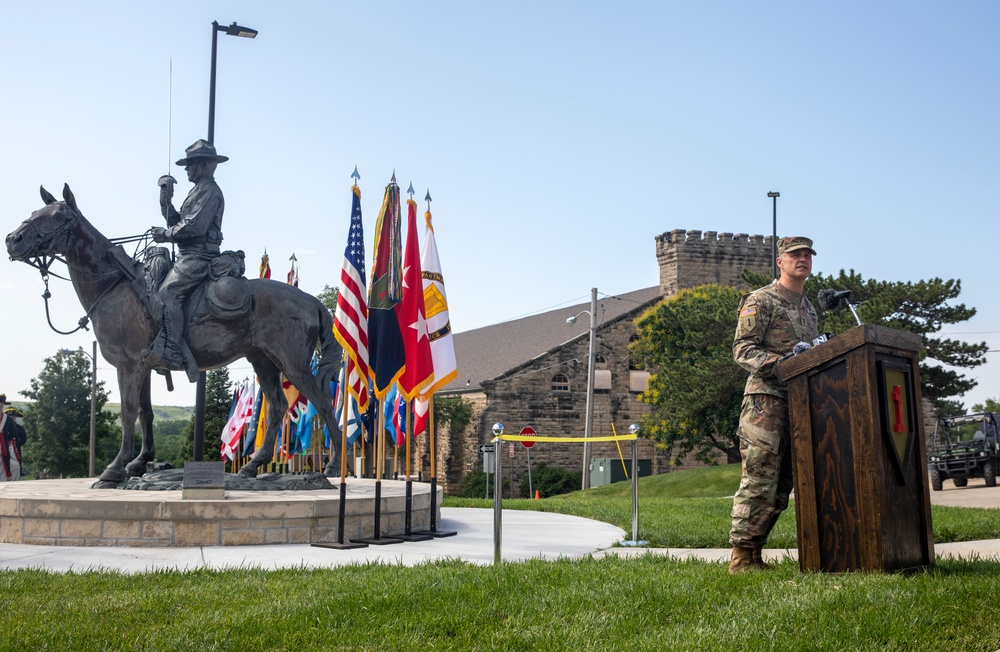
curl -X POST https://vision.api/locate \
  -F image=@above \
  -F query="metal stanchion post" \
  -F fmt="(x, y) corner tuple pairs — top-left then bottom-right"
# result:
(492, 423), (504, 565)
(621, 424), (647, 547)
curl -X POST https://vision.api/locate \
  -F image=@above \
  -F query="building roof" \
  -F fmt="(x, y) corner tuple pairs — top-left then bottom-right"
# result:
(442, 286), (663, 393)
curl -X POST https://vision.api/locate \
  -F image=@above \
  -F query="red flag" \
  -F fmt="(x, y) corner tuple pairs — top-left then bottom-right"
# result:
(396, 198), (434, 399)
(333, 184), (370, 410)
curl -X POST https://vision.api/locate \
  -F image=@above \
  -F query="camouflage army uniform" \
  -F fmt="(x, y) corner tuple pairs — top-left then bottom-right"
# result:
(729, 279), (818, 549)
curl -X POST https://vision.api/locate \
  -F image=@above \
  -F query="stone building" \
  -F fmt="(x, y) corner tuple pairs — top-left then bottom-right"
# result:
(432, 229), (775, 495)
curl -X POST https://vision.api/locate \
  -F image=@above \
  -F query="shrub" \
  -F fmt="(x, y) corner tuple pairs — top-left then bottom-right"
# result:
(452, 469), (508, 498)
(521, 463), (581, 498)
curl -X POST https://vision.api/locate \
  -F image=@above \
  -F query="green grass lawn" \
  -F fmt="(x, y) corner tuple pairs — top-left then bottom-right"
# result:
(446, 464), (1000, 548)
(2, 465), (999, 651)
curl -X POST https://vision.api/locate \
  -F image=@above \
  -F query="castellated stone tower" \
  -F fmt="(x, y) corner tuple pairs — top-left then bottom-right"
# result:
(656, 229), (775, 297)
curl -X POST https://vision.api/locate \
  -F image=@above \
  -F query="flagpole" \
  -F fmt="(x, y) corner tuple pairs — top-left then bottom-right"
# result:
(421, 190), (456, 537)
(397, 394), (430, 541)
(352, 399), (401, 545)
(314, 351), (366, 550)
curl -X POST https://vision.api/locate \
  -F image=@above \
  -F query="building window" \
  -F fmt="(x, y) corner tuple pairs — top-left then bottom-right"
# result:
(551, 373), (570, 392)
(628, 334), (645, 370)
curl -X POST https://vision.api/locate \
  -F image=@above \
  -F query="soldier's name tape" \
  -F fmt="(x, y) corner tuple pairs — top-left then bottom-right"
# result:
(491, 433), (637, 444)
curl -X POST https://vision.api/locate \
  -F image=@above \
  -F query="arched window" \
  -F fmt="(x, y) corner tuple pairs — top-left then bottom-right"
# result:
(551, 373), (570, 392)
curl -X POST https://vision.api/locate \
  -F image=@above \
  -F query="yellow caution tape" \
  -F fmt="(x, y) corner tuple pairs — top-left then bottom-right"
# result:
(492, 433), (637, 444)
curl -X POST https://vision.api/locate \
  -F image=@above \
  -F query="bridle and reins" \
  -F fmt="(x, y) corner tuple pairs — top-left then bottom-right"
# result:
(16, 202), (154, 335)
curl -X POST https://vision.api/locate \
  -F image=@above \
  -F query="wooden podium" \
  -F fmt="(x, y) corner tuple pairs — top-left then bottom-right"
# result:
(777, 324), (934, 573)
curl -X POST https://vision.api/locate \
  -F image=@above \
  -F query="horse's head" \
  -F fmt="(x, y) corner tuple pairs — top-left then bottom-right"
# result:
(6, 184), (82, 262)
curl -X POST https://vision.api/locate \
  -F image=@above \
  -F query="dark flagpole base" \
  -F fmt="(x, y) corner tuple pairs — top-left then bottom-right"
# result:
(349, 536), (404, 545)
(413, 478), (457, 537)
(312, 540), (370, 550)
(349, 479), (404, 545)
(397, 480), (434, 542)
(312, 482), (369, 549)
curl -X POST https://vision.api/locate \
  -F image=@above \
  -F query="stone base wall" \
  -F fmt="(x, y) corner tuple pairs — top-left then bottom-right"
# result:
(0, 479), (439, 547)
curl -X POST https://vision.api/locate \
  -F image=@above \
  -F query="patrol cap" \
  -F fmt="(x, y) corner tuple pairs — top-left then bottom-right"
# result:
(777, 236), (816, 256)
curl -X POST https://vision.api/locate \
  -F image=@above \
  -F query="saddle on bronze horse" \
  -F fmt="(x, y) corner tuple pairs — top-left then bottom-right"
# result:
(125, 246), (253, 381)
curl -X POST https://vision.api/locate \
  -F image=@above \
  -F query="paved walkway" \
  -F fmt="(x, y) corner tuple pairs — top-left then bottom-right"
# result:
(0, 482), (996, 573)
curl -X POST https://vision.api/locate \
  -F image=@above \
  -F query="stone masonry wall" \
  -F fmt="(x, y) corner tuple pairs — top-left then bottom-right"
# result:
(656, 229), (774, 296)
(475, 320), (670, 497)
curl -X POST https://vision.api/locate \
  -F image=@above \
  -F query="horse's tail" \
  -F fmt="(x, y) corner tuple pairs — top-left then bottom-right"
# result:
(316, 305), (342, 398)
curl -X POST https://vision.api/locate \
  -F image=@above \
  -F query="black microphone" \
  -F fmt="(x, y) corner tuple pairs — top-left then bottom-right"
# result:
(818, 289), (852, 311)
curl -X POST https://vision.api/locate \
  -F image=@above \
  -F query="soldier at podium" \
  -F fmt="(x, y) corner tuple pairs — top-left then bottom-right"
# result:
(729, 236), (818, 573)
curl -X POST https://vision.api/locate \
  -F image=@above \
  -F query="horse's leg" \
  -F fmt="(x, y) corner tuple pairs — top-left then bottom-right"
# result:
(99, 365), (142, 483)
(125, 372), (155, 476)
(281, 368), (343, 477)
(239, 358), (284, 478)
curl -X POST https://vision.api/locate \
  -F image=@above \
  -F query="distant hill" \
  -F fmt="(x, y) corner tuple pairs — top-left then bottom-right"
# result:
(105, 404), (194, 422)
(11, 402), (194, 423)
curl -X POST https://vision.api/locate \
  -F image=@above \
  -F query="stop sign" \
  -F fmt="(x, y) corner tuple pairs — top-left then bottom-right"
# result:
(520, 426), (536, 448)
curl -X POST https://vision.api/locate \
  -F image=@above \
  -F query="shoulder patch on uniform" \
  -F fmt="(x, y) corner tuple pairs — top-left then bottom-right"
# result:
(740, 305), (757, 318)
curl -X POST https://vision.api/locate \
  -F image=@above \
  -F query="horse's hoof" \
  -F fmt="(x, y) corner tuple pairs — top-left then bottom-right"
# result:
(238, 466), (258, 478)
(125, 459), (148, 477)
(100, 467), (126, 483)
(91, 479), (121, 489)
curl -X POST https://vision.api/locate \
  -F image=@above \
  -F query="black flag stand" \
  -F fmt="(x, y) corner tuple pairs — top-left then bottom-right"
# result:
(312, 346), (367, 550)
(352, 406), (403, 546)
(395, 400), (432, 542)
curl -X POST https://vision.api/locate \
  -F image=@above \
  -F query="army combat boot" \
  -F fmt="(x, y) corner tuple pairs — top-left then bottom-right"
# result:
(729, 547), (756, 574)
(752, 547), (773, 570)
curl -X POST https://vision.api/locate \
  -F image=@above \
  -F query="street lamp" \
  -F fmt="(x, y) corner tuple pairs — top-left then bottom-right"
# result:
(767, 191), (780, 279)
(194, 19), (257, 461)
(208, 20), (258, 144)
(59, 342), (97, 477)
(566, 287), (598, 490)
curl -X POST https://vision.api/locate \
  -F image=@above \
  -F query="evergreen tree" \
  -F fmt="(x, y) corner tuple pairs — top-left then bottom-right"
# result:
(21, 351), (118, 478)
(631, 285), (745, 464)
(181, 367), (233, 462)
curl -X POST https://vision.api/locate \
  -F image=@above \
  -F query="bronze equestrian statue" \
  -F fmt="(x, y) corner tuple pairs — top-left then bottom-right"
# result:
(6, 184), (344, 484)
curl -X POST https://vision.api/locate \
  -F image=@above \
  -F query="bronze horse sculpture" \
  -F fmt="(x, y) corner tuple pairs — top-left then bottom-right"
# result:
(6, 185), (343, 483)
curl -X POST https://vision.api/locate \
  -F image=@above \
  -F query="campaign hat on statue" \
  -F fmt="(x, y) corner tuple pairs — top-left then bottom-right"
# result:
(175, 139), (229, 166)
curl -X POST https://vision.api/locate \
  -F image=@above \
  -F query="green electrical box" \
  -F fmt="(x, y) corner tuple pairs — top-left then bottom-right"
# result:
(589, 457), (652, 488)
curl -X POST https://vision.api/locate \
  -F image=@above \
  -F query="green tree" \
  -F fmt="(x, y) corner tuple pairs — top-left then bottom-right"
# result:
(744, 268), (987, 415)
(181, 367), (233, 462)
(317, 285), (338, 313)
(631, 285), (746, 464)
(21, 351), (118, 478)
(972, 397), (1000, 414)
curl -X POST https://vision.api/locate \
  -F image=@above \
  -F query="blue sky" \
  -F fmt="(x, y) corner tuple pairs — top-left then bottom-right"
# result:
(2, 1), (998, 410)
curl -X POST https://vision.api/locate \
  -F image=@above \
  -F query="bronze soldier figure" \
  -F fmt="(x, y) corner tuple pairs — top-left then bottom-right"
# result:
(729, 236), (818, 573)
(143, 139), (227, 382)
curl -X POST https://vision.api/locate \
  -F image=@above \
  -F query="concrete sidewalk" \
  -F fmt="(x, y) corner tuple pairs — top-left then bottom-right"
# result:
(0, 505), (997, 573)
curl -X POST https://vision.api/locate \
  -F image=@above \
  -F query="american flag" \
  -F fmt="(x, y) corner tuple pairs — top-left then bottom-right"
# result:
(334, 184), (370, 411)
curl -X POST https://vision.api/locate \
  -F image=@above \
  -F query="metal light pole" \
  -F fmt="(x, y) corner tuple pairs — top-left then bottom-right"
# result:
(208, 21), (258, 144)
(194, 20), (257, 460)
(767, 191), (780, 279)
(567, 288), (598, 490)
(59, 343), (97, 477)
